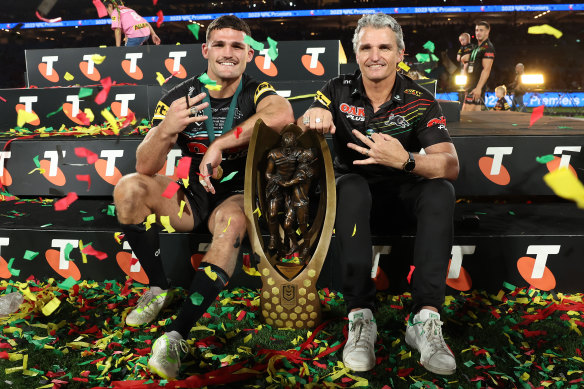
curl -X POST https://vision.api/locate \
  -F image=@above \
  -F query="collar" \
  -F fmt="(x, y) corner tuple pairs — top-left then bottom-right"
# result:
(350, 70), (404, 105)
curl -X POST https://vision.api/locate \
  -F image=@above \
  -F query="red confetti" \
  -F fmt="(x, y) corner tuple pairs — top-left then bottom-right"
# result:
(76, 174), (91, 191)
(35, 11), (62, 23)
(75, 111), (90, 126)
(130, 257), (138, 266)
(156, 10), (164, 28)
(0, 352), (8, 360)
(176, 156), (192, 179)
(0, 96), (6, 102)
(406, 265), (415, 284)
(92, 0), (108, 17)
(161, 181), (180, 199)
(81, 245), (108, 260)
(341, 377), (353, 383)
(236, 310), (246, 321)
(54, 192), (78, 211)
(121, 111), (135, 129)
(235, 126), (243, 139)
(397, 367), (414, 377)
(95, 77), (112, 105)
(153, 0), (158, 5)
(74, 147), (98, 164)
(529, 104), (545, 127)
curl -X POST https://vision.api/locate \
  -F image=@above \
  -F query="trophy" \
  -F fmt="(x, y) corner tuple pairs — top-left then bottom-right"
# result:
(244, 120), (336, 329)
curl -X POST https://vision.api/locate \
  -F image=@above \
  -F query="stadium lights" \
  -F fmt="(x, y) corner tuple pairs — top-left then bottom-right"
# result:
(521, 74), (544, 85)
(454, 75), (467, 86)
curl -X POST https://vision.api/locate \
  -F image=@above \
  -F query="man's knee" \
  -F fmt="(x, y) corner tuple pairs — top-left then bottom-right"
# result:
(113, 173), (150, 221)
(418, 179), (455, 214)
(213, 208), (247, 236)
(337, 174), (371, 208)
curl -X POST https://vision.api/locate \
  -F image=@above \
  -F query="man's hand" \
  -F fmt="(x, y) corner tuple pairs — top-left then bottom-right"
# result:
(347, 130), (408, 169)
(160, 93), (209, 137)
(198, 143), (223, 194)
(299, 107), (336, 134)
(469, 87), (482, 103)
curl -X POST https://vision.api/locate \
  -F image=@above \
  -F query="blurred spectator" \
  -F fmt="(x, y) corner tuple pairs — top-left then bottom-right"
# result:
(508, 63), (526, 112)
(105, 0), (161, 47)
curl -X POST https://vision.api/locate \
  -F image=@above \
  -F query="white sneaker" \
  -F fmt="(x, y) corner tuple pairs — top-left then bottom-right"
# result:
(405, 309), (456, 375)
(125, 287), (173, 327)
(147, 331), (189, 380)
(342, 308), (377, 372)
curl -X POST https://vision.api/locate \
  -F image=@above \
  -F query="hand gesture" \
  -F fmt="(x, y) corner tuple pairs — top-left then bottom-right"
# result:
(299, 107), (336, 134)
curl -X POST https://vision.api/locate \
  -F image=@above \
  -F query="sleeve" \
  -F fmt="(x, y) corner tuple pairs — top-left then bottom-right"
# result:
(416, 99), (453, 148)
(252, 81), (278, 107)
(110, 10), (121, 29)
(151, 84), (185, 127)
(484, 43), (495, 60)
(456, 47), (463, 57)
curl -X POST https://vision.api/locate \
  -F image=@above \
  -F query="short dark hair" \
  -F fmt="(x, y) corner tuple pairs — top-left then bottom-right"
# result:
(206, 15), (251, 42)
(475, 21), (490, 29)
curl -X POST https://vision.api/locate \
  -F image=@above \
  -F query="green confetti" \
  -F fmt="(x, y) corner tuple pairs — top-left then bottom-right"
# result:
(7, 257), (19, 276)
(503, 281), (516, 291)
(57, 276), (77, 291)
(243, 35), (264, 51)
(220, 171), (238, 183)
(107, 204), (116, 216)
(46, 106), (63, 118)
(557, 126), (573, 129)
(267, 37), (278, 61)
(423, 40), (435, 53)
(78, 88), (94, 99)
(508, 211), (516, 216)
(23, 250), (39, 260)
(40, 223), (53, 228)
(82, 216), (95, 221)
(187, 23), (200, 39)
(197, 73), (217, 86)
(536, 155), (555, 164)
(190, 292), (204, 306)
(512, 123), (519, 126)
(64, 243), (74, 261)
(33, 155), (40, 168)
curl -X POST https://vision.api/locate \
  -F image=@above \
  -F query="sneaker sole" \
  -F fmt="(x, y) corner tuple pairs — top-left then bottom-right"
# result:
(147, 361), (175, 380)
(342, 358), (376, 372)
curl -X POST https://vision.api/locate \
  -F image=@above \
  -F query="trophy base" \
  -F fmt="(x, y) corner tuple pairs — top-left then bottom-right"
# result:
(259, 266), (322, 329)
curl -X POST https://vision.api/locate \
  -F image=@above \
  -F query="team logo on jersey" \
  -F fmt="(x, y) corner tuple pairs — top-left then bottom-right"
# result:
(254, 82), (276, 105)
(384, 114), (408, 128)
(404, 89), (422, 97)
(427, 116), (446, 128)
(339, 103), (365, 121)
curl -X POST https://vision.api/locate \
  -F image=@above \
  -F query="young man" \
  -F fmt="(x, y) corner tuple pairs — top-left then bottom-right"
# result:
(462, 21), (495, 111)
(105, 0), (161, 47)
(113, 15), (293, 379)
(299, 13), (459, 375)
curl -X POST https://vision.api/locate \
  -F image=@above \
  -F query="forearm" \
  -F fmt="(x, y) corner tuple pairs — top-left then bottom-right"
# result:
(410, 152), (459, 181)
(114, 28), (122, 47)
(135, 125), (177, 175)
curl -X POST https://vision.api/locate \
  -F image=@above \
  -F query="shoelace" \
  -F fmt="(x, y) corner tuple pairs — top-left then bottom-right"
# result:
(349, 318), (372, 349)
(166, 337), (189, 366)
(422, 318), (448, 351)
(135, 289), (156, 309)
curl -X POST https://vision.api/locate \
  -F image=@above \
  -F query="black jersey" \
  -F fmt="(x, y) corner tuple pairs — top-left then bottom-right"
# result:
(457, 43), (476, 59)
(151, 73), (277, 184)
(310, 71), (452, 182)
(467, 39), (495, 90)
(493, 97), (510, 111)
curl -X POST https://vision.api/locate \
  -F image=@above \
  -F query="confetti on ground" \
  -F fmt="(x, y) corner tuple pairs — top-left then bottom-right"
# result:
(0, 279), (583, 388)
(54, 192), (78, 211)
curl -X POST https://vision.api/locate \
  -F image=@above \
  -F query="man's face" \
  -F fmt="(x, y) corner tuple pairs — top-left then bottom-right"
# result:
(516, 64), (524, 74)
(475, 25), (490, 41)
(355, 26), (404, 83)
(202, 28), (254, 81)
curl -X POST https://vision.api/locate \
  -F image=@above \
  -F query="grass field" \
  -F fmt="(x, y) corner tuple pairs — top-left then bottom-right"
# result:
(1, 278), (583, 388)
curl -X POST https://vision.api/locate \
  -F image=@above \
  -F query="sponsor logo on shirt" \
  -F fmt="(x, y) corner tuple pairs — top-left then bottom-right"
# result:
(404, 89), (422, 97)
(339, 103), (365, 121)
(426, 116), (446, 128)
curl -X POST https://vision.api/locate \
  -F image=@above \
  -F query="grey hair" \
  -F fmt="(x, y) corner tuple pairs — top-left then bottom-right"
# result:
(352, 13), (405, 53)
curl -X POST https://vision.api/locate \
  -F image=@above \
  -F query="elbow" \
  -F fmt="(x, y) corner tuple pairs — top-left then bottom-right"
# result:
(447, 157), (460, 181)
(263, 101), (295, 131)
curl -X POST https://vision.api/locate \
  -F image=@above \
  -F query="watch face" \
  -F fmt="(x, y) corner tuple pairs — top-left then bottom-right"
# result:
(404, 160), (415, 172)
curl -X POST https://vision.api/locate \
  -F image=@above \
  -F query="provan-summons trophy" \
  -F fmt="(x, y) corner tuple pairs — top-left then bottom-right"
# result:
(244, 119), (336, 329)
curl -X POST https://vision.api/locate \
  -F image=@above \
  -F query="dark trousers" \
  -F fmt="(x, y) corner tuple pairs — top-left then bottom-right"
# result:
(511, 94), (526, 112)
(335, 174), (455, 314)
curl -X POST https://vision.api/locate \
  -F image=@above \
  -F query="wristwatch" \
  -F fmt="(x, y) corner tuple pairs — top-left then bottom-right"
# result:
(402, 151), (416, 173)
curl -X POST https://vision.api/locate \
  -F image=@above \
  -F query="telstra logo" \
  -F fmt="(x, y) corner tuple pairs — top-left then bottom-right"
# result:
(40, 150), (67, 186)
(79, 55), (101, 81)
(255, 48), (278, 77)
(45, 239), (81, 281)
(446, 245), (475, 291)
(301, 47), (326, 76)
(546, 146), (580, 176)
(15, 96), (40, 127)
(0, 152), (12, 187)
(116, 241), (149, 284)
(38, 56), (60, 82)
(516, 245), (558, 291)
(478, 146), (512, 185)
(164, 51), (188, 79)
(0, 238), (12, 279)
(122, 53), (144, 80)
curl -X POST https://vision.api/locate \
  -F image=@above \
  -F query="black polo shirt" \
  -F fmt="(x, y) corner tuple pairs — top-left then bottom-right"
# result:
(466, 39), (495, 91)
(310, 71), (452, 182)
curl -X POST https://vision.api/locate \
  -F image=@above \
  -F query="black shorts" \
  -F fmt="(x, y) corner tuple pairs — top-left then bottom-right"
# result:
(177, 178), (243, 232)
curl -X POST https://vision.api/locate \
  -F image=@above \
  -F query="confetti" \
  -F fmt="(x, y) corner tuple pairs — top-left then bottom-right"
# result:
(220, 171), (238, 183)
(54, 192), (78, 211)
(234, 126), (243, 139)
(530, 105), (545, 127)
(95, 77), (112, 105)
(57, 276), (77, 290)
(156, 10), (164, 28)
(91, 54), (106, 65)
(178, 200), (186, 218)
(92, 0), (108, 17)
(144, 213), (156, 230)
(101, 108), (119, 134)
(536, 155), (555, 164)
(80, 245), (108, 260)
(204, 266), (217, 281)
(23, 250), (39, 261)
(267, 37), (278, 61)
(161, 181), (180, 199)
(351, 224), (356, 236)
(16, 110), (37, 128)
(155, 72), (166, 86)
(528, 24), (563, 39)
(121, 112), (135, 129)
(407, 265), (415, 284)
(223, 216), (231, 232)
(190, 292), (204, 306)
(41, 297), (61, 316)
(76, 174), (91, 191)
(544, 168), (584, 208)
(74, 147), (98, 164)
(187, 23), (200, 39)
(160, 215), (175, 233)
(176, 156), (192, 179)
(64, 72), (74, 81)
(78, 88), (94, 99)
(398, 61), (411, 72)
(243, 35), (264, 51)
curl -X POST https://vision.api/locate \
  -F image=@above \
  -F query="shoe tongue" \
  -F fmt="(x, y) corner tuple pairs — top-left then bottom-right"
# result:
(353, 312), (363, 320)
(418, 309), (440, 322)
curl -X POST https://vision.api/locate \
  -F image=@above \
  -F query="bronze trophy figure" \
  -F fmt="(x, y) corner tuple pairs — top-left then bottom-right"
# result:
(245, 120), (335, 329)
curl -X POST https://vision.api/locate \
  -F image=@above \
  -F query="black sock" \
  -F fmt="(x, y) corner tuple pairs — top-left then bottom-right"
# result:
(121, 223), (170, 289)
(167, 262), (229, 338)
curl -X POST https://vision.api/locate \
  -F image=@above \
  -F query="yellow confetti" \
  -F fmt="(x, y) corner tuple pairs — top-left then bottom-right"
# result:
(155, 72), (166, 86)
(528, 24), (563, 39)
(206, 84), (222, 91)
(243, 265), (261, 277)
(101, 109), (119, 135)
(253, 207), (262, 218)
(182, 177), (190, 188)
(91, 54), (106, 64)
(352, 224), (356, 236)
(160, 215), (175, 233)
(17, 109), (37, 128)
(114, 232), (123, 244)
(223, 216), (231, 233)
(144, 213), (156, 231)
(204, 266), (218, 281)
(178, 200), (186, 218)
(243, 333), (253, 343)
(64, 72), (74, 81)
(84, 108), (95, 123)
(41, 297), (61, 316)
(79, 240), (88, 263)
(18, 283), (37, 302)
(543, 168), (584, 208)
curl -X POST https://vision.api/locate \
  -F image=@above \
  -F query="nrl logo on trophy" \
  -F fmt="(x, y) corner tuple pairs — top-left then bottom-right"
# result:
(245, 119), (336, 329)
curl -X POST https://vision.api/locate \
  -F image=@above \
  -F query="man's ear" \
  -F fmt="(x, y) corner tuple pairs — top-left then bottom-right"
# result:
(202, 43), (209, 59)
(246, 47), (254, 63)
